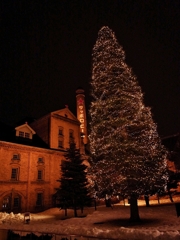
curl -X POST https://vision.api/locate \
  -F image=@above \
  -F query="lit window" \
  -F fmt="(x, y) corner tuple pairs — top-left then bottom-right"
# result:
(19, 131), (24, 137)
(2, 197), (10, 210)
(25, 132), (30, 138)
(11, 168), (18, 180)
(36, 193), (43, 206)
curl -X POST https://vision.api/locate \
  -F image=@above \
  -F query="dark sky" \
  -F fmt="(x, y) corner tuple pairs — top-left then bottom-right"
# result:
(1, 0), (180, 137)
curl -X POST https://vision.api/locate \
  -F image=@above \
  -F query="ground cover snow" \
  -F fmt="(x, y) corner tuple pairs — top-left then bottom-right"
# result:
(0, 197), (180, 239)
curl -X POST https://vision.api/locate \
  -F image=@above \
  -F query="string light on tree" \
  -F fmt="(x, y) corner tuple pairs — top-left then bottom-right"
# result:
(89, 26), (167, 221)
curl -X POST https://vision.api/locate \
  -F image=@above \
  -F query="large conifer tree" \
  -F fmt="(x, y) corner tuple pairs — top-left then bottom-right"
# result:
(56, 143), (91, 217)
(89, 26), (167, 221)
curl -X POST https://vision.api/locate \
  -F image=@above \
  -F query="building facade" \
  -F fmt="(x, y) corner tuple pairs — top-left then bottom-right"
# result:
(0, 141), (63, 213)
(0, 94), (88, 213)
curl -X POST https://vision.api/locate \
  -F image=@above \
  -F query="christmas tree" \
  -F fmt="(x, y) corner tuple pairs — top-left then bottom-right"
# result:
(56, 142), (91, 217)
(89, 26), (167, 221)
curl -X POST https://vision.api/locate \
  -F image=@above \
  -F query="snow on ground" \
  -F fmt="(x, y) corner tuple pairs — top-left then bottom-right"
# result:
(1, 197), (180, 239)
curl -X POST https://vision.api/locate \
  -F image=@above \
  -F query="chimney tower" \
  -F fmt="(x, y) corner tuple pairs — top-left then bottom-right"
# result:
(76, 88), (88, 145)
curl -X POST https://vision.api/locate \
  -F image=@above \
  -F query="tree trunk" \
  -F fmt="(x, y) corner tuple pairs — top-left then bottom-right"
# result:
(144, 195), (150, 207)
(168, 190), (174, 202)
(123, 198), (125, 206)
(94, 199), (97, 210)
(64, 208), (67, 216)
(129, 196), (140, 222)
(74, 205), (77, 217)
(157, 194), (160, 204)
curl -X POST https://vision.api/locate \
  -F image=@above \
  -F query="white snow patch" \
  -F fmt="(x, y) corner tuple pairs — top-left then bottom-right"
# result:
(0, 198), (180, 239)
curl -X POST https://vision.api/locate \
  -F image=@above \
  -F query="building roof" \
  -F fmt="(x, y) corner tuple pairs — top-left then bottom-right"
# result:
(0, 121), (49, 149)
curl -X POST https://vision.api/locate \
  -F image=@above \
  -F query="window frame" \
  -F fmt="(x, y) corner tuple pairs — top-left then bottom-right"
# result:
(36, 193), (43, 206)
(13, 197), (20, 208)
(25, 132), (30, 138)
(58, 140), (63, 148)
(19, 131), (24, 137)
(37, 170), (43, 181)
(38, 157), (44, 164)
(69, 129), (74, 143)
(12, 154), (20, 160)
(11, 168), (19, 181)
(69, 130), (74, 138)
(58, 127), (64, 136)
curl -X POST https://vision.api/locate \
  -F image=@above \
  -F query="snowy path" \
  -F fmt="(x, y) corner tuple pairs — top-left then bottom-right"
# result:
(1, 198), (180, 239)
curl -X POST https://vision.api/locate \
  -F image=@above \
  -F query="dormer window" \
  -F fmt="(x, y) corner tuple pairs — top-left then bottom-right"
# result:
(19, 131), (30, 139)
(25, 132), (30, 138)
(15, 123), (35, 140)
(19, 131), (24, 137)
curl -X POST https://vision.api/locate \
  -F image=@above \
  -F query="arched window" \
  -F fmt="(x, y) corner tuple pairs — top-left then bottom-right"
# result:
(2, 193), (21, 213)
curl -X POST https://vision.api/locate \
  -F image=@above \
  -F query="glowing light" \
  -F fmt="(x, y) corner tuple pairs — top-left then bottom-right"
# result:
(88, 26), (167, 198)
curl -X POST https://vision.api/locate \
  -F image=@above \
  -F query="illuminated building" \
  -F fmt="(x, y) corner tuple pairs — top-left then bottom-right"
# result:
(0, 91), (88, 213)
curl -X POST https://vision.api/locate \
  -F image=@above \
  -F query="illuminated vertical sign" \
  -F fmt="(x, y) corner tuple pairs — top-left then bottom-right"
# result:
(78, 98), (85, 133)
(76, 88), (88, 144)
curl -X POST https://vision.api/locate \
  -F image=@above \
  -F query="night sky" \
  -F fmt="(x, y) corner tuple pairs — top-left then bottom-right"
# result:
(1, 1), (180, 137)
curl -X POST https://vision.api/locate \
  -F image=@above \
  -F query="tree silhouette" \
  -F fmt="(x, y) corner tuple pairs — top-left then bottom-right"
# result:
(56, 142), (91, 217)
